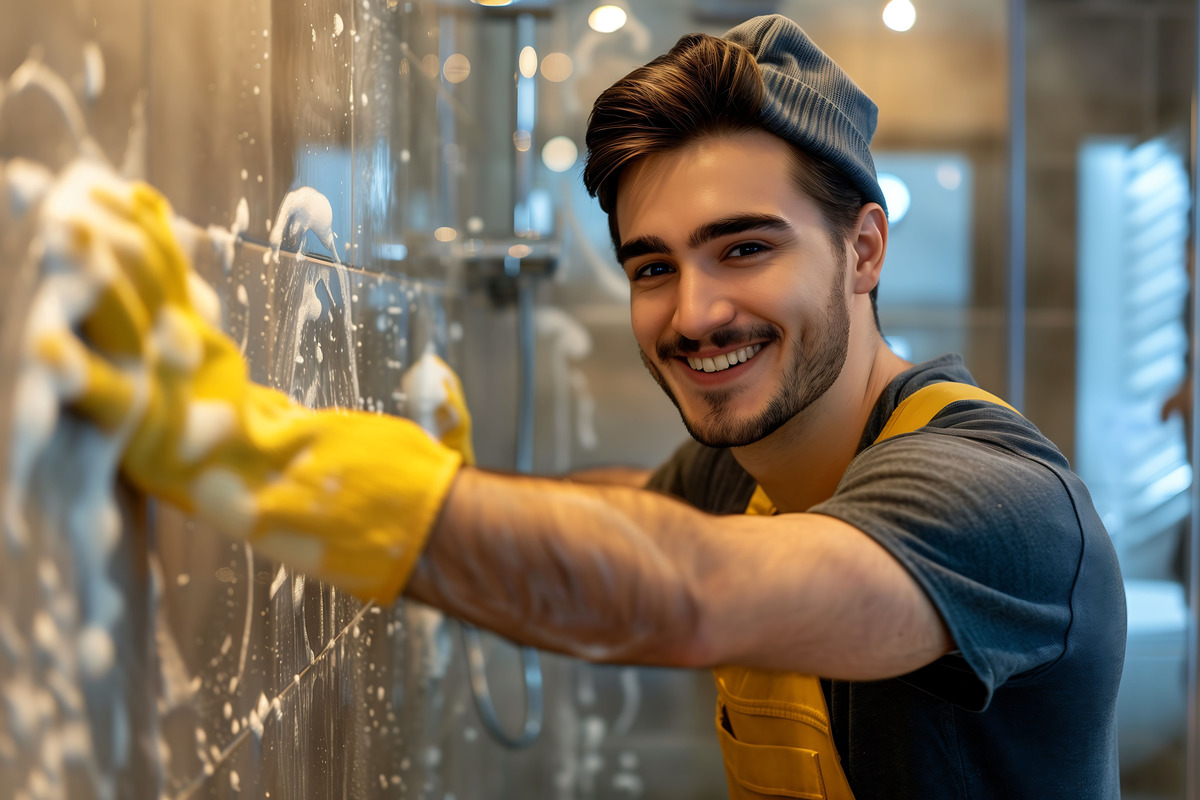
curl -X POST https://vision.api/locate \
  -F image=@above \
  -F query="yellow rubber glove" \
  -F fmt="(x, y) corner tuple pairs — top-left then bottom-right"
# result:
(31, 161), (462, 602)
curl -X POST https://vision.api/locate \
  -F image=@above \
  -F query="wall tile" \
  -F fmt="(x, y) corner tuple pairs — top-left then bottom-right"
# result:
(146, 0), (273, 230)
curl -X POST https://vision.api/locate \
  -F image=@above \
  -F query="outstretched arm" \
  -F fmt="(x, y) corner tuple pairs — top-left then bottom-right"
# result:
(564, 466), (652, 487)
(409, 467), (952, 681)
(42, 166), (949, 681)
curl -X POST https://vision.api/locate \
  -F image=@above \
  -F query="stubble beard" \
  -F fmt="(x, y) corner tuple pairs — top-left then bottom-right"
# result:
(640, 269), (851, 449)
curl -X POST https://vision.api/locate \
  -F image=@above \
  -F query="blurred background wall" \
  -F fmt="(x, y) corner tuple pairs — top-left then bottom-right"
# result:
(0, 0), (1197, 798)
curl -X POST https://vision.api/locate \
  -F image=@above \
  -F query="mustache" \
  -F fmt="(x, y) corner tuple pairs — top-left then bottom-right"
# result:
(656, 323), (782, 362)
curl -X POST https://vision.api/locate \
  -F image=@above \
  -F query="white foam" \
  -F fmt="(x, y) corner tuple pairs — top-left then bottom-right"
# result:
(400, 347), (453, 440)
(190, 469), (258, 539)
(178, 400), (237, 463)
(268, 564), (288, 599)
(77, 626), (116, 679)
(5, 158), (55, 217)
(5, 368), (57, 551)
(253, 532), (326, 578)
(188, 271), (222, 328)
(82, 42), (105, 101)
(151, 306), (204, 372)
(207, 196), (250, 275)
(267, 186), (340, 264)
(232, 544), (254, 696)
(6, 58), (92, 156)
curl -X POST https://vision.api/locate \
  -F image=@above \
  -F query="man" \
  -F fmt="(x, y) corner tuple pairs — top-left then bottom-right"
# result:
(41, 14), (1124, 800)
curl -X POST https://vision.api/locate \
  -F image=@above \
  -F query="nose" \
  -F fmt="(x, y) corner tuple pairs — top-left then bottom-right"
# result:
(670, 267), (736, 343)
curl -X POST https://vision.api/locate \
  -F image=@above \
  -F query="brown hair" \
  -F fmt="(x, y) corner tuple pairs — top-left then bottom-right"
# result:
(582, 33), (878, 322)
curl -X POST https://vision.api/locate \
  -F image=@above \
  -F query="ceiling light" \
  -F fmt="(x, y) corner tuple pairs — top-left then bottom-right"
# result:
(877, 173), (912, 225)
(442, 53), (471, 84)
(542, 136), (578, 173)
(882, 0), (916, 32)
(519, 46), (538, 79)
(588, 5), (627, 34)
(540, 52), (574, 82)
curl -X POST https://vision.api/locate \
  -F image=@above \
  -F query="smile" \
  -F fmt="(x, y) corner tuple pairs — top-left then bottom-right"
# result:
(685, 344), (763, 373)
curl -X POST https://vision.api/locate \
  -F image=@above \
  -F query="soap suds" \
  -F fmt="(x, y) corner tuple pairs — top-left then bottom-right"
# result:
(268, 564), (288, 599)
(232, 543), (254, 698)
(76, 626), (115, 679)
(267, 187), (340, 265)
(207, 196), (250, 276)
(151, 306), (204, 372)
(178, 400), (237, 463)
(3, 153), (153, 800)
(189, 468), (258, 538)
(4, 57), (99, 161)
(82, 42), (105, 101)
(399, 347), (453, 440)
(5, 158), (55, 216)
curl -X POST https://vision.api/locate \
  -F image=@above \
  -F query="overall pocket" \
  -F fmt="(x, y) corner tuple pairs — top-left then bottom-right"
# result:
(714, 667), (855, 800)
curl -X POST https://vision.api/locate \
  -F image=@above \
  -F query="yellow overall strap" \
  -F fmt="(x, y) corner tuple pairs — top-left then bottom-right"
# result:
(742, 381), (1016, 517)
(716, 381), (1015, 800)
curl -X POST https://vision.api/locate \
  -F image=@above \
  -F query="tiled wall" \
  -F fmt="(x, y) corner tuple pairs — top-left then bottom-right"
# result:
(1, 1), (593, 798)
(0, 0), (738, 797)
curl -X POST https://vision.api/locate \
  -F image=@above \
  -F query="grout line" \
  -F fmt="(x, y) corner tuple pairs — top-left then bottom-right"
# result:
(171, 598), (378, 800)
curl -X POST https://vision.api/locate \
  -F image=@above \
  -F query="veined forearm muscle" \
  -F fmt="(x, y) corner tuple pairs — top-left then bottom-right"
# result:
(407, 468), (951, 678)
(407, 468), (706, 665)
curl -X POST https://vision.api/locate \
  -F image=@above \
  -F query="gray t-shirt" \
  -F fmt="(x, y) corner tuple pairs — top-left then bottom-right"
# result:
(646, 354), (1126, 799)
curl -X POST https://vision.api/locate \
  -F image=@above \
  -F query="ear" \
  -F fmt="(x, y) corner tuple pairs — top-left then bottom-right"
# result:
(849, 203), (888, 296)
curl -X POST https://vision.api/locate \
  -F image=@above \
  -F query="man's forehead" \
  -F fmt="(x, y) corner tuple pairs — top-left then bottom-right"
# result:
(614, 132), (816, 245)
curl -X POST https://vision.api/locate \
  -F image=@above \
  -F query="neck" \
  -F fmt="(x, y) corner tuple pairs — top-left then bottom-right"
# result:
(731, 328), (910, 513)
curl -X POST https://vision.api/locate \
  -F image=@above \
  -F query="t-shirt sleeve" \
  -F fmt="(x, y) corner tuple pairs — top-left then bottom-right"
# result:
(809, 415), (1085, 712)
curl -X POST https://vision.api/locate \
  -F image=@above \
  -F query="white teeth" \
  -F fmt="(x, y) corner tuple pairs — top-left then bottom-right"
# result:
(686, 344), (763, 374)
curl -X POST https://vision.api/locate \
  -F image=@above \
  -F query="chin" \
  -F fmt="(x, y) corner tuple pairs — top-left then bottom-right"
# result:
(678, 401), (777, 449)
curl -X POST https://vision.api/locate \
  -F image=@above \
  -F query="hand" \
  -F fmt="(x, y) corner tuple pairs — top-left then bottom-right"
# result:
(32, 161), (462, 601)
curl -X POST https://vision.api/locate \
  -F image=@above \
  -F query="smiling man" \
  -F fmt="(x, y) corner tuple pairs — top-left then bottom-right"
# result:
(50, 13), (1125, 800)
(413, 16), (1124, 798)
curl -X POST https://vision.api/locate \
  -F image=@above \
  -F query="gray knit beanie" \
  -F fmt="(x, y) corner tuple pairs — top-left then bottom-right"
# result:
(723, 15), (888, 214)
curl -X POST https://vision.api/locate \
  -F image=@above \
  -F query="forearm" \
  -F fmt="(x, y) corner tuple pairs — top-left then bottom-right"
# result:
(406, 469), (951, 678)
(407, 468), (706, 665)
(564, 466), (653, 488)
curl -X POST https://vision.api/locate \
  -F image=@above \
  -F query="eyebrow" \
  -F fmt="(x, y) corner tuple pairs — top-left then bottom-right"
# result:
(616, 213), (792, 265)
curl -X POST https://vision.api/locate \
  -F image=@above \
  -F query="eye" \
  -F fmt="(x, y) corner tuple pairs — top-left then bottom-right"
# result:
(726, 242), (770, 259)
(631, 261), (674, 280)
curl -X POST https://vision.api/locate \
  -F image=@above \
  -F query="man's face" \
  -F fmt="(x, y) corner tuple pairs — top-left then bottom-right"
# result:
(614, 131), (853, 448)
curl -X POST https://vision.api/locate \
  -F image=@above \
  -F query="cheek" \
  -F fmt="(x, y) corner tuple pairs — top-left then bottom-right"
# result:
(629, 293), (671, 349)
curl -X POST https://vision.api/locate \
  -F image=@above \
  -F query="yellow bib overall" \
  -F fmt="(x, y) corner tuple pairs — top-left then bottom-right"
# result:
(713, 381), (1016, 800)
